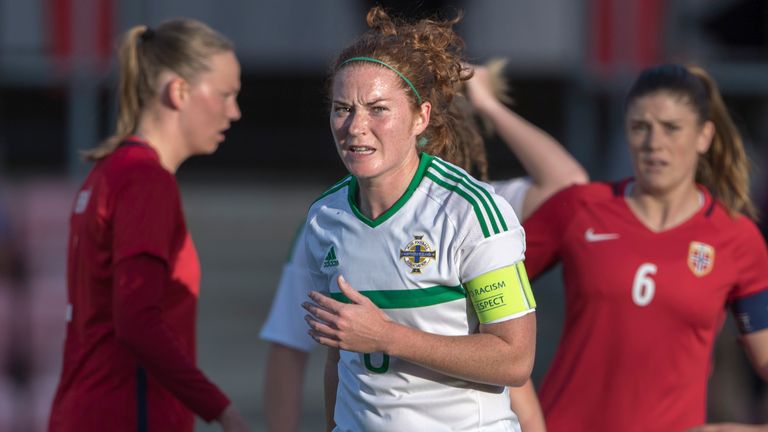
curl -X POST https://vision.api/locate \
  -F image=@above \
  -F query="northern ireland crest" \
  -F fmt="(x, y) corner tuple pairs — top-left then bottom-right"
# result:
(399, 235), (436, 274)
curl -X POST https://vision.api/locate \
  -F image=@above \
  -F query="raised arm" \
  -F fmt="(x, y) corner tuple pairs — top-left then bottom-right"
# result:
(465, 62), (588, 219)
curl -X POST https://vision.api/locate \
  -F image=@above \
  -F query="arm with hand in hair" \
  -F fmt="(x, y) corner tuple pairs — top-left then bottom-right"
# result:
(465, 61), (581, 431)
(464, 61), (588, 220)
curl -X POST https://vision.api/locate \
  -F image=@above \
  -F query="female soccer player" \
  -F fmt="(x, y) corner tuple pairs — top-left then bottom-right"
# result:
(513, 63), (768, 432)
(259, 60), (582, 432)
(300, 7), (538, 431)
(47, 19), (249, 432)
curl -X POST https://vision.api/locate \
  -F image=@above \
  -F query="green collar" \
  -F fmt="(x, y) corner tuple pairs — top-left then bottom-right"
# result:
(348, 153), (434, 227)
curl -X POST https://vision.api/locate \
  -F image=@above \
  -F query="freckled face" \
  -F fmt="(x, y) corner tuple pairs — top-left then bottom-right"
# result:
(625, 91), (713, 195)
(330, 64), (429, 184)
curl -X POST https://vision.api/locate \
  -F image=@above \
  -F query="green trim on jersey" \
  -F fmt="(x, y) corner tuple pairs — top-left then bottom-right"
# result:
(312, 155), (507, 239)
(431, 159), (508, 232)
(425, 160), (508, 238)
(313, 175), (353, 204)
(426, 171), (491, 237)
(346, 153), (434, 227)
(425, 161), (509, 239)
(330, 283), (466, 309)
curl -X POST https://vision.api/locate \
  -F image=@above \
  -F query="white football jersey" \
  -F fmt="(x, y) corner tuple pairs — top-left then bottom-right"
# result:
(491, 177), (532, 217)
(259, 224), (317, 352)
(304, 154), (534, 431)
(259, 177), (532, 354)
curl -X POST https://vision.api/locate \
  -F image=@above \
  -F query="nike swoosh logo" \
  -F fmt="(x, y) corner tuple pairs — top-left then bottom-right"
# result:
(585, 228), (620, 242)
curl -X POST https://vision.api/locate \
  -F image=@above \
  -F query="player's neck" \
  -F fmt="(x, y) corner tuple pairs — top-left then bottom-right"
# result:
(356, 156), (419, 220)
(626, 181), (704, 232)
(135, 112), (187, 174)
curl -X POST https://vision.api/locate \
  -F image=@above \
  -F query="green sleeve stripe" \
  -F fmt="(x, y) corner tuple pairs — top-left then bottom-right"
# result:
(330, 284), (466, 309)
(432, 158), (509, 231)
(428, 163), (506, 235)
(433, 158), (508, 230)
(465, 264), (535, 324)
(425, 171), (491, 238)
(428, 163), (500, 235)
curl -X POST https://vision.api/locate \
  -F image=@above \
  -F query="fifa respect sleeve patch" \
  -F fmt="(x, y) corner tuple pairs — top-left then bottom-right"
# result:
(465, 261), (536, 324)
(732, 289), (768, 334)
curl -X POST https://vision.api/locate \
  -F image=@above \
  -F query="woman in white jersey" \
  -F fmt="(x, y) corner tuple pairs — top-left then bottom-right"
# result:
(299, 7), (540, 431)
(260, 48), (584, 432)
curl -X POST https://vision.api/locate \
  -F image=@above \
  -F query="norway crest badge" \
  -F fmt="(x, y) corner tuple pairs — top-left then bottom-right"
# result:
(687, 241), (715, 277)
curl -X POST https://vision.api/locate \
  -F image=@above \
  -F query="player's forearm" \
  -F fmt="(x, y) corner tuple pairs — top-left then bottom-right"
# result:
(113, 255), (230, 421)
(382, 314), (535, 387)
(509, 379), (546, 432)
(115, 314), (230, 420)
(264, 344), (309, 432)
(742, 329), (768, 382)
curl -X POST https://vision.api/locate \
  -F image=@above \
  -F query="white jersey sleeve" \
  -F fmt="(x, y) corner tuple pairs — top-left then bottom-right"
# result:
(457, 182), (526, 282)
(490, 177), (532, 218)
(259, 224), (317, 352)
(455, 183), (534, 324)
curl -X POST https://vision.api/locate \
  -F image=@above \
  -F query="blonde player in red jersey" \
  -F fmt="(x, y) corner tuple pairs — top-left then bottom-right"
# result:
(511, 63), (768, 432)
(48, 19), (248, 432)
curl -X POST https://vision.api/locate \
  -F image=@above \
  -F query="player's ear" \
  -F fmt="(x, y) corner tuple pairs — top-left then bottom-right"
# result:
(696, 120), (714, 155)
(163, 75), (188, 110)
(413, 102), (431, 136)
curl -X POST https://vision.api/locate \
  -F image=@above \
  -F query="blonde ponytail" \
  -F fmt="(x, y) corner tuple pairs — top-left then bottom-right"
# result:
(84, 19), (233, 161)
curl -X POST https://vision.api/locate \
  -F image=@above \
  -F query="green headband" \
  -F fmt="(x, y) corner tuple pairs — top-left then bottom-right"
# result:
(339, 56), (422, 104)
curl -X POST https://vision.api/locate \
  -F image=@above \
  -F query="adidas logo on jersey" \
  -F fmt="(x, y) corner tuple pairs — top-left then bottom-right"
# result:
(323, 246), (339, 268)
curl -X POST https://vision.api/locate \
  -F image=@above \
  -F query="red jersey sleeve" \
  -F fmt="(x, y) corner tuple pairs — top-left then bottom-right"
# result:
(729, 217), (768, 302)
(110, 167), (230, 421)
(114, 254), (230, 422)
(522, 184), (583, 279)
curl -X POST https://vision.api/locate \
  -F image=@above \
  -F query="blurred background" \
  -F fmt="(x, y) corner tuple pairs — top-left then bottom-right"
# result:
(1, 0), (767, 430)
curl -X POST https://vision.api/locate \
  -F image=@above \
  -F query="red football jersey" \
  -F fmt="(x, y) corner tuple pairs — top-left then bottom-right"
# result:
(49, 139), (228, 432)
(524, 180), (768, 432)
